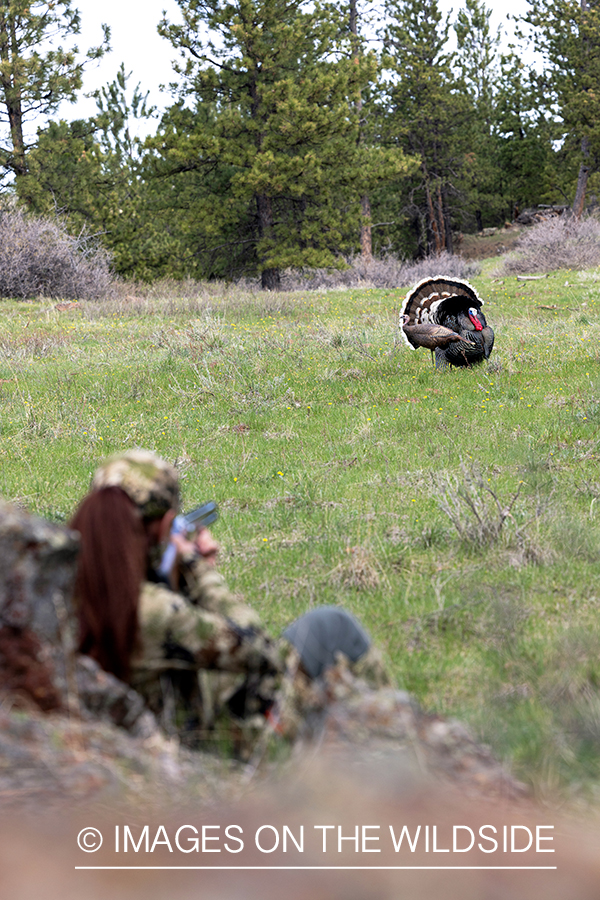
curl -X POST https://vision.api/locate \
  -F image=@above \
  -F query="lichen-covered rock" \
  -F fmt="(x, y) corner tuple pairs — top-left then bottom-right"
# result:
(292, 661), (526, 799)
(0, 704), (242, 810)
(0, 500), (79, 640)
(0, 501), (153, 734)
(0, 626), (62, 711)
(0, 500), (80, 713)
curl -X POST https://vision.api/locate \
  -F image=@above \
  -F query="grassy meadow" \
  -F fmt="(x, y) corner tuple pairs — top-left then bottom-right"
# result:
(2, 263), (600, 802)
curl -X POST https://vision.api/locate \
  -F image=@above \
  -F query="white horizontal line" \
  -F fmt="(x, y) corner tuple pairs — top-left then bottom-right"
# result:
(75, 866), (558, 871)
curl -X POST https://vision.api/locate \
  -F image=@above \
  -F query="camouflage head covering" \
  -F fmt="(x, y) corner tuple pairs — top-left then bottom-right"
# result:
(91, 449), (180, 519)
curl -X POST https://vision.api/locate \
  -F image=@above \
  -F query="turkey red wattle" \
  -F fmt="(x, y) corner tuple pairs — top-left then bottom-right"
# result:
(468, 308), (483, 331)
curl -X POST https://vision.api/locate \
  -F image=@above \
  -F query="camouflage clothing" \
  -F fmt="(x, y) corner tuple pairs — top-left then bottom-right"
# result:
(129, 556), (389, 753)
(135, 554), (281, 677)
(91, 449), (180, 519)
(272, 628), (390, 748)
(129, 552), (284, 742)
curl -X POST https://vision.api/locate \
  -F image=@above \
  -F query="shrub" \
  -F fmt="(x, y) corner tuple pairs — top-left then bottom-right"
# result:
(238, 252), (481, 292)
(392, 251), (482, 287)
(0, 206), (114, 300)
(499, 215), (600, 275)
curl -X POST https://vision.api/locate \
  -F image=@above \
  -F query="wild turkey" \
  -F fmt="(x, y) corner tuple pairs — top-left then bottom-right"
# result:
(400, 276), (494, 368)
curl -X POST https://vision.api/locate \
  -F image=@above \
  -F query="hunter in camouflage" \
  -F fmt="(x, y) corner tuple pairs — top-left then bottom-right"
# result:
(80, 449), (389, 753)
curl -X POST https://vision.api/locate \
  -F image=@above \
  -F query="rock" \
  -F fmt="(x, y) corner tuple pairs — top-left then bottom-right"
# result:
(0, 499), (79, 639)
(0, 500), (155, 736)
(0, 626), (62, 711)
(515, 205), (567, 226)
(0, 704), (241, 809)
(293, 662), (526, 799)
(0, 499), (79, 712)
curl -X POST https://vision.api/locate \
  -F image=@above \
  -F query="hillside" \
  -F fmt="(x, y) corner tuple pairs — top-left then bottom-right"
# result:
(1, 256), (600, 803)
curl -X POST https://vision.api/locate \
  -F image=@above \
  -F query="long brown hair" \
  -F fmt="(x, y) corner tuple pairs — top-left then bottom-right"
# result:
(71, 486), (148, 681)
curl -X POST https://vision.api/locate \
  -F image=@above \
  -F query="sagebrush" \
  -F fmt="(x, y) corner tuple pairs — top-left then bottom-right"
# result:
(499, 215), (600, 275)
(0, 207), (114, 300)
(238, 252), (481, 291)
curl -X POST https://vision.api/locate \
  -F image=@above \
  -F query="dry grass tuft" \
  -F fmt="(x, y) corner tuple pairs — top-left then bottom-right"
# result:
(438, 467), (524, 549)
(329, 545), (381, 590)
(0, 331), (69, 361)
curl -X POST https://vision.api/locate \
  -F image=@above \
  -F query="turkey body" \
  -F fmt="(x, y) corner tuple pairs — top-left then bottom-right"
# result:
(400, 277), (494, 368)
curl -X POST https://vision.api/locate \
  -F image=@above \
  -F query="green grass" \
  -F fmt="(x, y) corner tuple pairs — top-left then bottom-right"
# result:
(3, 266), (600, 801)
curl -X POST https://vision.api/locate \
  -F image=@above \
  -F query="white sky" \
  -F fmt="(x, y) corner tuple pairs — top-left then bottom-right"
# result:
(56, 0), (527, 135)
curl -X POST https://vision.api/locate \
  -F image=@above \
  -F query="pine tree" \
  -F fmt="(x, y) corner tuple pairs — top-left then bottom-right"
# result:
(520, 0), (600, 215)
(382, 0), (471, 256)
(21, 66), (158, 277)
(453, 0), (505, 231)
(0, 0), (108, 182)
(454, 0), (498, 126)
(349, 0), (374, 259)
(493, 51), (558, 218)
(151, 0), (412, 286)
(19, 117), (105, 221)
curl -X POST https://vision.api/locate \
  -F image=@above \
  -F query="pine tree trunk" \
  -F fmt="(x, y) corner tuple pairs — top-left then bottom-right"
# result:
(261, 267), (281, 290)
(442, 184), (453, 253)
(444, 210), (453, 254)
(360, 194), (372, 260)
(437, 181), (446, 251)
(572, 136), (590, 218)
(7, 100), (26, 176)
(425, 181), (442, 254)
(572, 2), (592, 218)
(0, 14), (27, 177)
(257, 193), (280, 290)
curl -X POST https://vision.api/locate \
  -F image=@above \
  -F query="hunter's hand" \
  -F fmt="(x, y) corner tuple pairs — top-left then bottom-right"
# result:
(170, 527), (219, 567)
